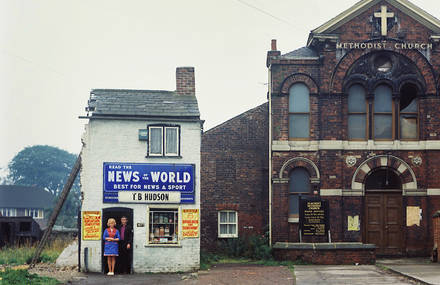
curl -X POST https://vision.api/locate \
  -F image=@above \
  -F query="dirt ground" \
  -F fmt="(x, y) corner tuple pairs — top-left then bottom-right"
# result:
(27, 263), (294, 285)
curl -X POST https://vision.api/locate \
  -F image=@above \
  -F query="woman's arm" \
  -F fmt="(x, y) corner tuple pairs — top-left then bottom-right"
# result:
(113, 230), (120, 241)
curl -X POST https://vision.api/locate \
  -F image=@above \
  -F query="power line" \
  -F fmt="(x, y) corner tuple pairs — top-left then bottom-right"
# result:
(234, 0), (296, 28)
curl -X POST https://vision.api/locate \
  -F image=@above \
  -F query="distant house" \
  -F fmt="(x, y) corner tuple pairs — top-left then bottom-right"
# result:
(0, 185), (54, 229)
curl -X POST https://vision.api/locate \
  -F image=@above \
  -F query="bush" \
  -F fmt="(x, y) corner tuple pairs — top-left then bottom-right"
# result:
(216, 232), (272, 260)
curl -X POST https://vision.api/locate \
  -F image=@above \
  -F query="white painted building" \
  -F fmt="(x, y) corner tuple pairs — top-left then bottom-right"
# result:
(79, 67), (202, 273)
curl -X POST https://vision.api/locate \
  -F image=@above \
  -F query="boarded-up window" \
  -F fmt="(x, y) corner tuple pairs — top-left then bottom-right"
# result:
(288, 168), (311, 219)
(348, 84), (367, 140)
(374, 85), (393, 139)
(289, 83), (310, 139)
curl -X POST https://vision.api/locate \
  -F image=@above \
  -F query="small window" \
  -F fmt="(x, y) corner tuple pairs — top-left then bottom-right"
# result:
(148, 126), (180, 157)
(218, 211), (238, 238)
(289, 83), (310, 139)
(288, 168), (311, 221)
(148, 208), (179, 245)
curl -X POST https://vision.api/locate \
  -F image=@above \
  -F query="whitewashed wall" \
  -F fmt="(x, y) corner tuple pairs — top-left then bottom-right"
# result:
(80, 119), (201, 273)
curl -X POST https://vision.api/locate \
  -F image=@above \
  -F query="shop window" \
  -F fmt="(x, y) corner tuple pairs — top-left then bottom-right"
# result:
(348, 84), (367, 140)
(0, 208), (17, 217)
(148, 125), (180, 157)
(218, 211), (238, 238)
(148, 208), (179, 245)
(289, 83), (310, 139)
(374, 85), (393, 139)
(288, 168), (311, 221)
(400, 83), (418, 140)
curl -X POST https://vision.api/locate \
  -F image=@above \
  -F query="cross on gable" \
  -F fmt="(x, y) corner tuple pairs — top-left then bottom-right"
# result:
(374, 5), (395, 36)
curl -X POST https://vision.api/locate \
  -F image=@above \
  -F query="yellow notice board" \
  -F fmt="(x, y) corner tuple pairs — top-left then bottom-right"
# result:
(182, 209), (199, 238)
(82, 211), (102, 240)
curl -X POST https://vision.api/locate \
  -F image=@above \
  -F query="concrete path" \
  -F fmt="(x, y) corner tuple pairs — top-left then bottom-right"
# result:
(294, 265), (415, 285)
(377, 258), (440, 285)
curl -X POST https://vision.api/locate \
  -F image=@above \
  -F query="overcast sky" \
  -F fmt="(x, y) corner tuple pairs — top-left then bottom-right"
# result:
(1, 0), (438, 173)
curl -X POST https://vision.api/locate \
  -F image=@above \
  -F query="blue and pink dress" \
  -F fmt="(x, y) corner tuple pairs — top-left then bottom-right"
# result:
(103, 228), (120, 256)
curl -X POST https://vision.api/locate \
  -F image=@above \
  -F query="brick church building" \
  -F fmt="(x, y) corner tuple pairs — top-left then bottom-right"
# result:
(201, 0), (440, 259)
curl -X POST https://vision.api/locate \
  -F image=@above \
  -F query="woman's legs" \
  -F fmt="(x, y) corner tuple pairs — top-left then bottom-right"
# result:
(111, 256), (116, 273)
(107, 256), (112, 273)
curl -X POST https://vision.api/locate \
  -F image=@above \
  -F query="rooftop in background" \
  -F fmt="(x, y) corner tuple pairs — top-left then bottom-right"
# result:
(281, 47), (319, 59)
(83, 89), (200, 119)
(0, 185), (54, 209)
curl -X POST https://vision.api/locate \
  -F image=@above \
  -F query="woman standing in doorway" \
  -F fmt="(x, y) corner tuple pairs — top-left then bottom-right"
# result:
(103, 218), (120, 275)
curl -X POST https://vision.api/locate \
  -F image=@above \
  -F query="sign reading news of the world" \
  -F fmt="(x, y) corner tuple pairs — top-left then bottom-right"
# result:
(103, 162), (195, 204)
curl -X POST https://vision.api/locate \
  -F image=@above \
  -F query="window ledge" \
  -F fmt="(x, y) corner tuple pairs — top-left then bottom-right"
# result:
(145, 155), (182, 159)
(218, 235), (238, 239)
(144, 243), (182, 248)
(288, 218), (299, 223)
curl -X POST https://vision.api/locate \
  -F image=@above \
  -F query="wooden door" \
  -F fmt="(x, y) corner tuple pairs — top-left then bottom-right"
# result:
(365, 192), (403, 256)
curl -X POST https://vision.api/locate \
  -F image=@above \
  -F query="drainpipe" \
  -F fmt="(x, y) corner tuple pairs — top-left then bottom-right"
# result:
(268, 63), (273, 247)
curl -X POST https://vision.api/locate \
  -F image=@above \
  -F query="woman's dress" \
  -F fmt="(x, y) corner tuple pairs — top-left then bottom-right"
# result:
(103, 228), (120, 256)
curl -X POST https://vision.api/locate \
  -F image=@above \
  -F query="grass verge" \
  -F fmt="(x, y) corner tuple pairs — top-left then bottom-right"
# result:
(0, 269), (60, 285)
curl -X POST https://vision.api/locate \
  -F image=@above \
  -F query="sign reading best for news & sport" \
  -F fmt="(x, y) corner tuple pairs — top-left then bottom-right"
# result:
(103, 162), (195, 204)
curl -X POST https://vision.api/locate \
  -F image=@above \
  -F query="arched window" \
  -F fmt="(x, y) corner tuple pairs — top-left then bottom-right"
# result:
(288, 168), (311, 220)
(374, 84), (393, 139)
(400, 83), (418, 139)
(289, 83), (310, 139)
(348, 84), (367, 140)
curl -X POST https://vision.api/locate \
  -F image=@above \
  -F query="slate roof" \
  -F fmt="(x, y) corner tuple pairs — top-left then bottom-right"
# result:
(85, 89), (200, 118)
(281, 47), (318, 59)
(0, 185), (54, 209)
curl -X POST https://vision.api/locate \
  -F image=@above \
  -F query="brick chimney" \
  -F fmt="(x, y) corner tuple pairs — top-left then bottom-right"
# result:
(176, 67), (195, 96)
(267, 39), (281, 67)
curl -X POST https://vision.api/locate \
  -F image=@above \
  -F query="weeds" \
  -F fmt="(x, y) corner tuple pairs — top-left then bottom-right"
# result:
(0, 237), (72, 266)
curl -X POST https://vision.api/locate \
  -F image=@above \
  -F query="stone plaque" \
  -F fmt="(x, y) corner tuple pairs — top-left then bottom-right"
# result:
(300, 198), (329, 236)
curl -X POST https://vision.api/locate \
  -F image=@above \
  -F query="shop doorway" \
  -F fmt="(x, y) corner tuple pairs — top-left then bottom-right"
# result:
(102, 207), (133, 274)
(364, 168), (403, 256)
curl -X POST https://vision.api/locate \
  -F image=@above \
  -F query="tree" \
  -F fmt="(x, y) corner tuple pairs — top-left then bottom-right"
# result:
(7, 145), (80, 228)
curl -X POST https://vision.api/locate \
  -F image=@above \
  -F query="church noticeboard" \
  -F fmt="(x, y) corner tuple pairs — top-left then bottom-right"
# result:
(299, 198), (329, 236)
(182, 209), (199, 238)
(82, 211), (101, 240)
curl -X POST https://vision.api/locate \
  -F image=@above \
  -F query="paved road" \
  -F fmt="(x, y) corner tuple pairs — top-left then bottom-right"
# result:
(294, 265), (416, 285)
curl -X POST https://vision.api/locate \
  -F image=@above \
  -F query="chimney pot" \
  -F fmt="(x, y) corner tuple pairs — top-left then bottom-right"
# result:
(271, 39), (277, 51)
(176, 67), (195, 96)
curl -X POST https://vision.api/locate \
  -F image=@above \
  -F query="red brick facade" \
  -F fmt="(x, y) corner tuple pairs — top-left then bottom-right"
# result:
(200, 104), (269, 250)
(268, 0), (440, 257)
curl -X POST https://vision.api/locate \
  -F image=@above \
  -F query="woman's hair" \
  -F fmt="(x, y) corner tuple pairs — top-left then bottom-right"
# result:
(107, 218), (116, 226)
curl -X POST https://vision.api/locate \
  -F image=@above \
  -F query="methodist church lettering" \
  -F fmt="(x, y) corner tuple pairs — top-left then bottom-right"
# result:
(336, 42), (433, 50)
(103, 162), (195, 204)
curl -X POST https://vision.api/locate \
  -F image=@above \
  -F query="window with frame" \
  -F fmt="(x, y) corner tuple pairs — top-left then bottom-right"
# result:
(399, 83), (418, 140)
(148, 125), (180, 157)
(288, 168), (311, 221)
(25, 208), (43, 219)
(289, 83), (310, 139)
(348, 84), (367, 140)
(218, 211), (238, 238)
(374, 84), (393, 139)
(346, 83), (419, 140)
(0, 208), (17, 217)
(148, 208), (179, 245)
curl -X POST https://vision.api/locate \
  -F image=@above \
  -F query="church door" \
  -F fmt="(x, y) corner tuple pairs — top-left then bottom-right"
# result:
(364, 168), (403, 256)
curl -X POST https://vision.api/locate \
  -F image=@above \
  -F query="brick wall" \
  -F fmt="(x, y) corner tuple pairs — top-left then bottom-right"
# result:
(201, 103), (269, 251)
